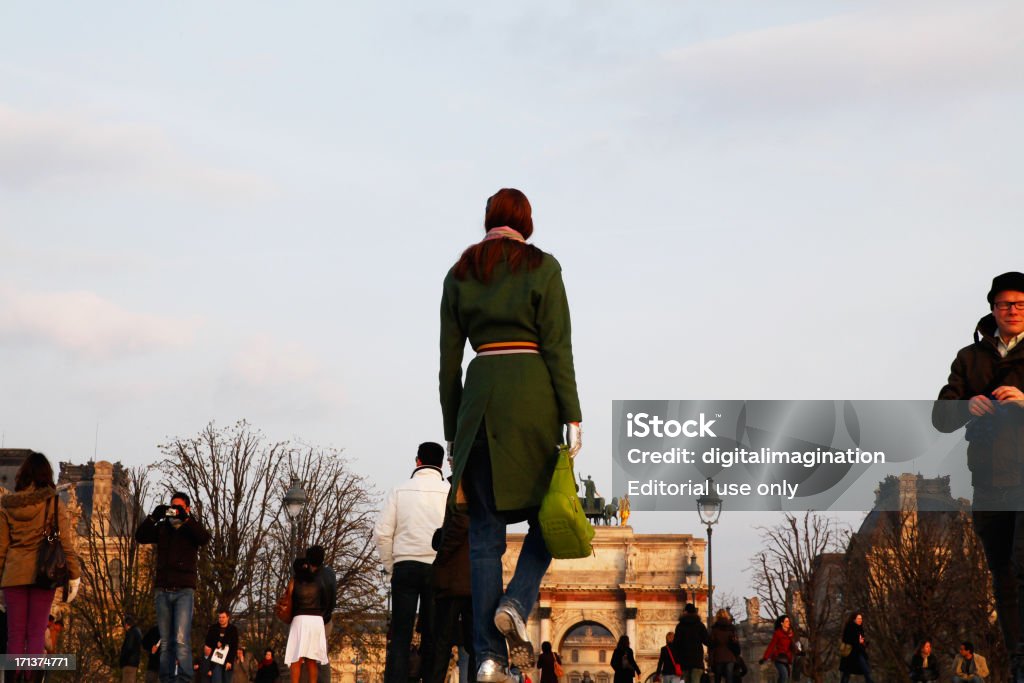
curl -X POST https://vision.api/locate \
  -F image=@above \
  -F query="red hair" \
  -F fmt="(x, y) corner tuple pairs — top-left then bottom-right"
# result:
(453, 188), (544, 282)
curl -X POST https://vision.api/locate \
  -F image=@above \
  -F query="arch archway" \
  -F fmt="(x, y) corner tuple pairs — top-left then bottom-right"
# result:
(557, 621), (616, 683)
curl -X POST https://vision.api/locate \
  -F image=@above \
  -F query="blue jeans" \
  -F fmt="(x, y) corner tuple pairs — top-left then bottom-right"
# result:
(714, 661), (734, 683)
(464, 428), (552, 667)
(774, 661), (789, 683)
(839, 656), (874, 683)
(155, 588), (194, 683)
(211, 665), (234, 683)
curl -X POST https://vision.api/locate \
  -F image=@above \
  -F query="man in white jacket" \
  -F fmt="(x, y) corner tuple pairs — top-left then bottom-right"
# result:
(375, 442), (449, 683)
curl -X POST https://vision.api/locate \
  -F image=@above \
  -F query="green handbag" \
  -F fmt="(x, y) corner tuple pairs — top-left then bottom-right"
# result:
(539, 444), (595, 559)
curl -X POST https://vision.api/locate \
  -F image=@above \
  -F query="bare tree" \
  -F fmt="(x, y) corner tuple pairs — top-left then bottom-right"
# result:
(750, 512), (846, 683)
(241, 445), (383, 655)
(156, 420), (289, 650)
(844, 509), (1002, 682)
(57, 466), (155, 679)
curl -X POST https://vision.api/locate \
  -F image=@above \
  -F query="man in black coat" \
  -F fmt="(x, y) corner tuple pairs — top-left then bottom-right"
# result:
(135, 491), (211, 683)
(670, 604), (708, 683)
(934, 272), (1024, 682)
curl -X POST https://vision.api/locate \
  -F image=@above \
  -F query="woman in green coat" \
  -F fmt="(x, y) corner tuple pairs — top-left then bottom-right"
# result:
(439, 188), (582, 683)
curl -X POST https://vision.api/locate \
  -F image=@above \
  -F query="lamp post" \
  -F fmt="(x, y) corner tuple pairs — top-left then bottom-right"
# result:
(352, 654), (362, 683)
(283, 474), (307, 558)
(380, 565), (392, 628)
(696, 480), (723, 628)
(683, 552), (703, 605)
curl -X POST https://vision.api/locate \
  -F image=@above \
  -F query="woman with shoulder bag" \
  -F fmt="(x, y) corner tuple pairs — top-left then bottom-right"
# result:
(655, 632), (681, 683)
(537, 641), (563, 683)
(284, 557), (328, 683)
(0, 452), (81, 665)
(760, 614), (796, 683)
(838, 612), (875, 683)
(439, 189), (583, 683)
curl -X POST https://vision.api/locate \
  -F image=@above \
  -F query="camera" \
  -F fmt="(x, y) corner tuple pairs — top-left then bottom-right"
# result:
(152, 503), (188, 522)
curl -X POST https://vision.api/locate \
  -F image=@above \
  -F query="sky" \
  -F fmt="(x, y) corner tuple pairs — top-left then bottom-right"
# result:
(1, 1), (1022, 603)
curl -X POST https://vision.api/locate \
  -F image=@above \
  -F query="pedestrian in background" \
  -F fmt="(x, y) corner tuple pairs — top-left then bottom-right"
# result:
(909, 639), (939, 682)
(374, 443), (448, 683)
(0, 452), (82, 670)
(760, 614), (796, 683)
(254, 649), (281, 683)
(610, 635), (640, 683)
(709, 609), (739, 683)
(135, 490), (210, 683)
(951, 641), (988, 683)
(284, 557), (328, 683)
(654, 633), (678, 683)
(537, 641), (562, 683)
(673, 604), (709, 683)
(306, 546), (337, 683)
(838, 612), (874, 683)
(121, 615), (144, 682)
(427, 501), (473, 683)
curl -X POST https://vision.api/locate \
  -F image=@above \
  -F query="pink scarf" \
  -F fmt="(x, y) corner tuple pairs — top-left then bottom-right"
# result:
(482, 226), (526, 243)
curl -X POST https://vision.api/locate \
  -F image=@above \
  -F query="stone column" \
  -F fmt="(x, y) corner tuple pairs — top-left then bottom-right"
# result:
(538, 606), (552, 645)
(624, 607), (637, 646)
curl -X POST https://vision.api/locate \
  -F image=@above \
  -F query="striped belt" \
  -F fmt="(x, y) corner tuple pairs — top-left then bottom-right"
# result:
(476, 341), (540, 357)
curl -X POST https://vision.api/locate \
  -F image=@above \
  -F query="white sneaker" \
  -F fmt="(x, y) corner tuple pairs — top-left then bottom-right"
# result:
(494, 604), (534, 668)
(477, 659), (516, 683)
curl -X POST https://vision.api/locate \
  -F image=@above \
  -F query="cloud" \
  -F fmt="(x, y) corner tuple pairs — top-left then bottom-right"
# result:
(617, 3), (1024, 118)
(0, 284), (198, 358)
(216, 336), (345, 420)
(229, 336), (321, 386)
(0, 104), (276, 199)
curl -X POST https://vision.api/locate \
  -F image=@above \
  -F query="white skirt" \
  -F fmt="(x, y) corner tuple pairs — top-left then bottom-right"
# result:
(284, 614), (329, 665)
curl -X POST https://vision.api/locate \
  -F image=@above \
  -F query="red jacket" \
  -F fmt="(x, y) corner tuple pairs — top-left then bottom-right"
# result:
(762, 628), (795, 663)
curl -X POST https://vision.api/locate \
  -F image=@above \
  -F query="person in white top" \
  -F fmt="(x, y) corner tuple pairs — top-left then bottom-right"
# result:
(375, 442), (450, 683)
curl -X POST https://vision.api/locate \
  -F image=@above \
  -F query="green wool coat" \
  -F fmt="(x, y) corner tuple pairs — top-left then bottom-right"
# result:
(440, 250), (582, 512)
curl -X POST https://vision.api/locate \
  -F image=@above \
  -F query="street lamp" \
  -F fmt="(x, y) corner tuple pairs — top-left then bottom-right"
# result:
(283, 474), (307, 557)
(352, 654), (362, 683)
(683, 552), (702, 605)
(696, 480), (722, 628)
(380, 566), (392, 627)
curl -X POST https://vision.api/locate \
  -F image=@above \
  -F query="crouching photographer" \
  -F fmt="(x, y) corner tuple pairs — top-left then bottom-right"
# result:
(135, 492), (210, 683)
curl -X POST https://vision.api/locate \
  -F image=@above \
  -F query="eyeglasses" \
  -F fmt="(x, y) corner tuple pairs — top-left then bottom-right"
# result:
(994, 301), (1024, 312)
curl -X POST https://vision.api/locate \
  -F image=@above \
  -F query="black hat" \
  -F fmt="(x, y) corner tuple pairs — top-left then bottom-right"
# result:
(987, 272), (1024, 305)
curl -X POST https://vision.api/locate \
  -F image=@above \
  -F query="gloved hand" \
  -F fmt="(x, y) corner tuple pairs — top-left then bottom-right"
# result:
(151, 504), (169, 520)
(169, 504), (188, 519)
(66, 577), (81, 603)
(567, 422), (582, 459)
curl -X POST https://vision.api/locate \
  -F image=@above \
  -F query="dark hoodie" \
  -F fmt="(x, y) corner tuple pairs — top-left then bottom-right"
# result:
(671, 612), (709, 670)
(933, 313), (1024, 487)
